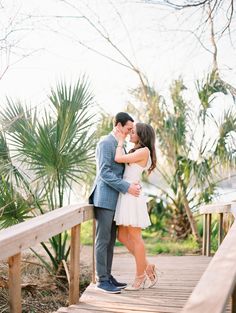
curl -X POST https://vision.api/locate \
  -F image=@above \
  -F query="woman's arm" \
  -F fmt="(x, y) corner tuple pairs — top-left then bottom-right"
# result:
(115, 146), (148, 163)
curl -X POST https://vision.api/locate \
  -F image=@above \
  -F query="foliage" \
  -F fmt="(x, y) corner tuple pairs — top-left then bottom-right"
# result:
(81, 220), (93, 245)
(0, 78), (96, 274)
(0, 177), (33, 228)
(95, 111), (114, 139)
(126, 71), (236, 240)
(144, 233), (200, 256)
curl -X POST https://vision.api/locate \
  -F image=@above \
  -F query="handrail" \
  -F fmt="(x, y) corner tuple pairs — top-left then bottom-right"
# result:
(200, 202), (232, 214)
(0, 203), (95, 313)
(182, 202), (236, 313)
(182, 220), (236, 313)
(200, 202), (233, 256)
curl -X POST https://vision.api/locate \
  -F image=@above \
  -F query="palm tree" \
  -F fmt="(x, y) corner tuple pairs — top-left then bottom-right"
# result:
(0, 77), (96, 273)
(126, 71), (236, 241)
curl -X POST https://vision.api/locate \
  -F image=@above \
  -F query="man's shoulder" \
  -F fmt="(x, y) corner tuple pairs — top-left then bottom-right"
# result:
(98, 133), (115, 145)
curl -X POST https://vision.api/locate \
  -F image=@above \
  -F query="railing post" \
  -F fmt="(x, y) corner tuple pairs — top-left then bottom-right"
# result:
(69, 224), (81, 305)
(232, 284), (236, 313)
(92, 218), (96, 284)
(8, 253), (22, 313)
(218, 212), (224, 246)
(206, 214), (212, 256)
(229, 213), (235, 228)
(202, 214), (207, 255)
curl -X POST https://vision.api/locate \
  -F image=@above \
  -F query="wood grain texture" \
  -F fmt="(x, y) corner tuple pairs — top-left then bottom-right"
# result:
(206, 213), (212, 257)
(199, 203), (231, 214)
(232, 285), (236, 313)
(69, 224), (81, 305)
(92, 219), (96, 284)
(56, 255), (221, 313)
(182, 221), (236, 313)
(8, 253), (22, 313)
(0, 204), (93, 260)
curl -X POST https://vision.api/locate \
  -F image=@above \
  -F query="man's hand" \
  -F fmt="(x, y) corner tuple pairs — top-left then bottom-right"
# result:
(128, 183), (141, 197)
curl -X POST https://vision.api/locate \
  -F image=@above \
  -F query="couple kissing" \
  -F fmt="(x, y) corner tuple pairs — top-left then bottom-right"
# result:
(89, 112), (158, 294)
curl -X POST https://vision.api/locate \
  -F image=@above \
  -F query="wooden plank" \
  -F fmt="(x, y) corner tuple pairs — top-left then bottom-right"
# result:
(206, 214), (211, 257)
(69, 224), (81, 305)
(231, 201), (236, 218)
(92, 219), (96, 284)
(0, 204), (93, 260)
(56, 255), (212, 313)
(202, 214), (207, 255)
(182, 221), (236, 313)
(67, 305), (177, 313)
(232, 285), (236, 313)
(8, 253), (22, 313)
(218, 213), (224, 246)
(199, 203), (231, 214)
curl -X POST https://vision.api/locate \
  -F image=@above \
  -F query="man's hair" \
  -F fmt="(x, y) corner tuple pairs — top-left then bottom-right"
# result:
(114, 112), (134, 126)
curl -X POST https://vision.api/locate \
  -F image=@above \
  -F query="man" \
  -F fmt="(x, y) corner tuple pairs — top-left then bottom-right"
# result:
(89, 112), (140, 294)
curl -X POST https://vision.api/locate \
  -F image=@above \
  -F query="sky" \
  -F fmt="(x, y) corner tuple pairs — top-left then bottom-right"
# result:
(0, 0), (235, 203)
(0, 0), (235, 116)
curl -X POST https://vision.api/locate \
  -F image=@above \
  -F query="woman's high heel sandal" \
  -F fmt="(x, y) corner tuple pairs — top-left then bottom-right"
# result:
(145, 264), (158, 288)
(124, 274), (148, 291)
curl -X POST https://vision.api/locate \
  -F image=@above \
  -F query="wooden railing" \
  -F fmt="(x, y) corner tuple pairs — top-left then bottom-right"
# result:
(0, 203), (95, 313)
(200, 202), (234, 256)
(182, 201), (236, 313)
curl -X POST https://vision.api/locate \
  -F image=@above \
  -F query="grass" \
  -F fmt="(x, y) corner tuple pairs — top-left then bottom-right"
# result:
(81, 220), (201, 256)
(81, 220), (93, 245)
(80, 213), (232, 256)
(142, 230), (200, 255)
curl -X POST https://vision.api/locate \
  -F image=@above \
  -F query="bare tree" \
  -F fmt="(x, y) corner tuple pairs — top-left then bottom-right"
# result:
(142, 0), (236, 95)
(0, 3), (41, 80)
(144, 0), (234, 23)
(25, 0), (153, 105)
(142, 0), (235, 59)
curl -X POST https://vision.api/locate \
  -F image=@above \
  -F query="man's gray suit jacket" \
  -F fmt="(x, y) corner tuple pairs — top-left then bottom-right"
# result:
(89, 133), (130, 210)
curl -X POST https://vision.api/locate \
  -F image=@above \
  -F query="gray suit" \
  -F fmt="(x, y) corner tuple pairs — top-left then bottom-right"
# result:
(89, 133), (130, 282)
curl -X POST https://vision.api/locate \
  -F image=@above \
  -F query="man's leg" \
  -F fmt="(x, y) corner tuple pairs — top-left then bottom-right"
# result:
(107, 222), (127, 290)
(107, 219), (116, 278)
(94, 207), (115, 282)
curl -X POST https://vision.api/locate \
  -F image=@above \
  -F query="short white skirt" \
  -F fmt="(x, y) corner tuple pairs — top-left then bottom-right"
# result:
(114, 193), (151, 229)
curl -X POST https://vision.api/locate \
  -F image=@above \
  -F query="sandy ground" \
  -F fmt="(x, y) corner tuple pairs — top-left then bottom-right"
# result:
(22, 243), (129, 267)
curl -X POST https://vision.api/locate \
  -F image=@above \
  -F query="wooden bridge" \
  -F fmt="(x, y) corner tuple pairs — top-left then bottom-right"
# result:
(57, 254), (213, 313)
(0, 202), (236, 313)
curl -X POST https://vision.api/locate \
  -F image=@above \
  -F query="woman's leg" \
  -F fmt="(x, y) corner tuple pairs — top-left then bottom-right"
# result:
(122, 226), (158, 288)
(117, 225), (135, 255)
(127, 226), (147, 276)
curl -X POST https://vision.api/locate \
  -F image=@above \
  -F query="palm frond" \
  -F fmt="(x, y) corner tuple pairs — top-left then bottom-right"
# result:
(214, 109), (236, 164)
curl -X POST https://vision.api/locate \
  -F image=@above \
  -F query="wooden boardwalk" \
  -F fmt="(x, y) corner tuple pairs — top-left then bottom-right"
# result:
(57, 254), (214, 313)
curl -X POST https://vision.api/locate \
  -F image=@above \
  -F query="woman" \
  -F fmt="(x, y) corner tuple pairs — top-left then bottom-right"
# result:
(114, 122), (158, 290)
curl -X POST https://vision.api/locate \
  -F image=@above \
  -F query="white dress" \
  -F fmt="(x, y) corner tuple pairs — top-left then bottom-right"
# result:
(114, 157), (151, 229)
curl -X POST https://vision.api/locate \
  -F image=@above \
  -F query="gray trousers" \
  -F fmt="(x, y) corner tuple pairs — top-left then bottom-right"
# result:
(94, 206), (117, 282)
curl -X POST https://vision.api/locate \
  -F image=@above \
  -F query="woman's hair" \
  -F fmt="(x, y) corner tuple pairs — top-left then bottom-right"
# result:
(129, 122), (157, 174)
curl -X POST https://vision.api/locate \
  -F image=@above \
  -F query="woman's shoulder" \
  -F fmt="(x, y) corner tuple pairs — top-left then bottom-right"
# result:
(132, 147), (150, 159)
(138, 147), (150, 154)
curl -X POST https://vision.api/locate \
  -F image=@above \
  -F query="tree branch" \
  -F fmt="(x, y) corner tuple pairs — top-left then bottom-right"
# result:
(208, 2), (218, 71)
(221, 0), (234, 35)
(55, 0), (151, 104)
(143, 0), (213, 9)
